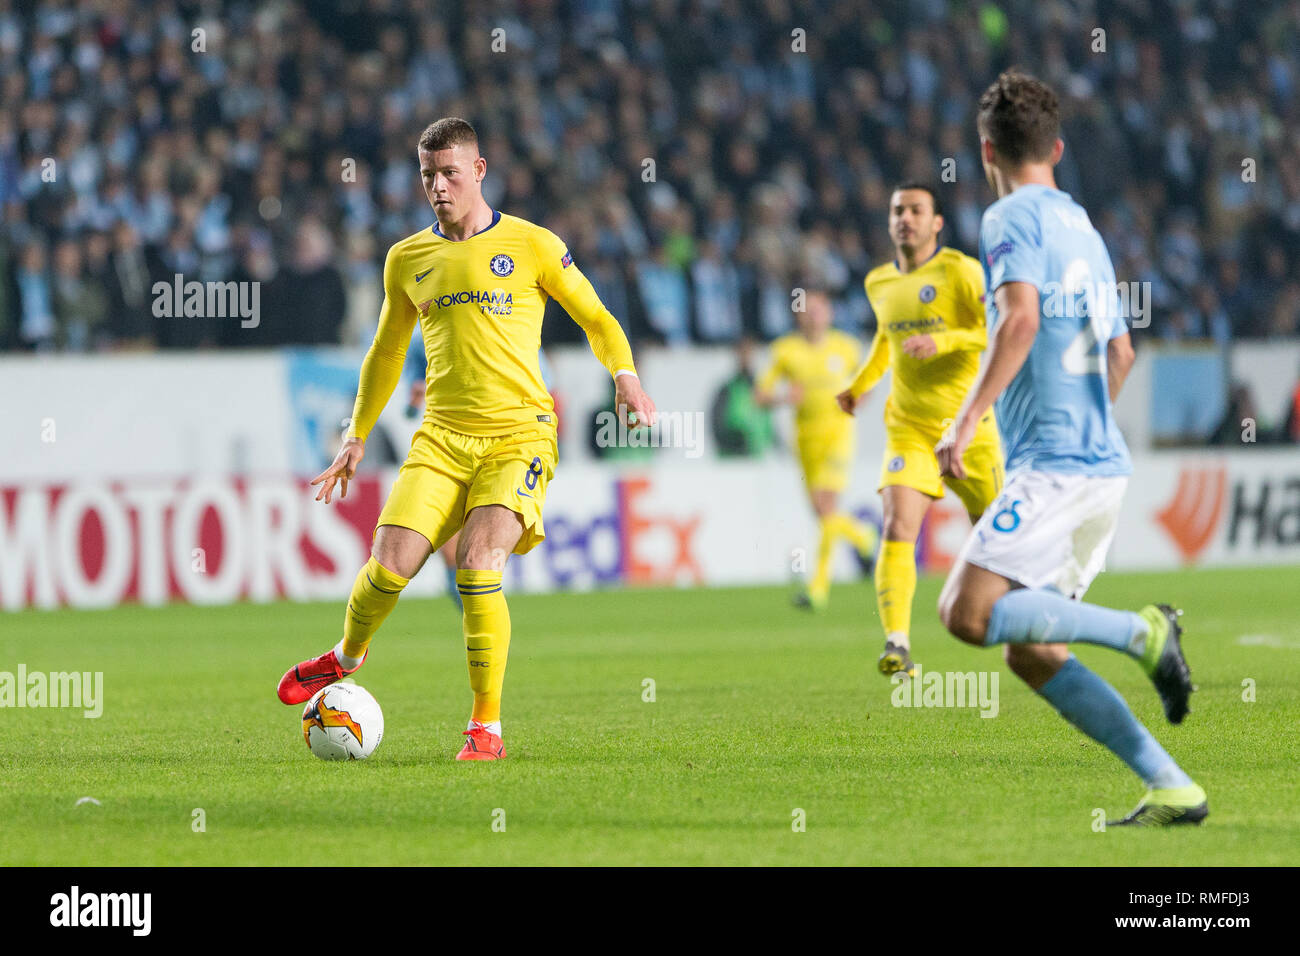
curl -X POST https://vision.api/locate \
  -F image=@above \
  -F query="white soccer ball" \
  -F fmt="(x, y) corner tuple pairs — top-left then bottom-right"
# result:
(301, 682), (384, 760)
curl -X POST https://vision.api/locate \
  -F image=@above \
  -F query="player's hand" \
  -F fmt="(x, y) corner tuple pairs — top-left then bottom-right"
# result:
(935, 415), (977, 481)
(311, 437), (365, 503)
(902, 334), (937, 359)
(836, 388), (861, 416)
(615, 373), (657, 429)
(786, 383), (804, 405)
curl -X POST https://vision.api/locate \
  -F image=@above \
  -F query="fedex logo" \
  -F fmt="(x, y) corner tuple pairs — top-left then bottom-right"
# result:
(533, 476), (703, 589)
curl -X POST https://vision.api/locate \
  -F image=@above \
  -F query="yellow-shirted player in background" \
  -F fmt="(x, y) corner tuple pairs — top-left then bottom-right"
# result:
(757, 290), (879, 611)
(277, 118), (657, 760)
(837, 183), (1003, 677)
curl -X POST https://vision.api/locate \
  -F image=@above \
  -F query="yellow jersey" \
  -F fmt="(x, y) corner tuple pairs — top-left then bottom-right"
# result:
(758, 329), (862, 436)
(348, 210), (636, 439)
(849, 246), (989, 434)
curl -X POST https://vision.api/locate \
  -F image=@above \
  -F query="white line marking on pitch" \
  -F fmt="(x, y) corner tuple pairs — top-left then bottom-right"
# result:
(1236, 634), (1300, 649)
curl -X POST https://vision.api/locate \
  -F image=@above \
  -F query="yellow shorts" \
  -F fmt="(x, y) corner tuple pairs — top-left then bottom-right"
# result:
(879, 414), (1004, 519)
(797, 426), (854, 493)
(376, 421), (558, 556)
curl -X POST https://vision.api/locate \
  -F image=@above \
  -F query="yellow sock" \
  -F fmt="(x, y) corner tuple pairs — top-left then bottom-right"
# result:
(827, 512), (877, 556)
(458, 569), (511, 724)
(810, 517), (835, 600)
(341, 557), (409, 661)
(875, 539), (916, 640)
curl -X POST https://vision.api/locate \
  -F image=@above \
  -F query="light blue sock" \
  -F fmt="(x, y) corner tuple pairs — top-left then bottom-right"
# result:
(987, 588), (1148, 657)
(445, 565), (462, 611)
(1038, 656), (1192, 788)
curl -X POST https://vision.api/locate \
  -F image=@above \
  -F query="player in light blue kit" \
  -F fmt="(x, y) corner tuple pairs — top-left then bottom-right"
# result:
(935, 71), (1205, 827)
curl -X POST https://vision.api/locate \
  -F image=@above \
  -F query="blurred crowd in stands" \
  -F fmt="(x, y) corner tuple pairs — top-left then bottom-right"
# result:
(3, 0), (1300, 356)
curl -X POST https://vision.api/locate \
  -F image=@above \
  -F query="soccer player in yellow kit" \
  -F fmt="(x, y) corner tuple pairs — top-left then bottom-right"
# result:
(757, 289), (879, 611)
(277, 118), (657, 760)
(837, 183), (1003, 678)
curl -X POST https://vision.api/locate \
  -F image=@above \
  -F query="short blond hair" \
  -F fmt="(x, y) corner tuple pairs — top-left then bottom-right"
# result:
(417, 117), (478, 153)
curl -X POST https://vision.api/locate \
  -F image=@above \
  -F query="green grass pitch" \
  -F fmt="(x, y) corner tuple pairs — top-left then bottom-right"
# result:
(2, 566), (1296, 866)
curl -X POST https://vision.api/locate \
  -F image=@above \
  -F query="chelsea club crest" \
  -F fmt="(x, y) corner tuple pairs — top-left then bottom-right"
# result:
(490, 253), (515, 277)
(919, 284), (936, 303)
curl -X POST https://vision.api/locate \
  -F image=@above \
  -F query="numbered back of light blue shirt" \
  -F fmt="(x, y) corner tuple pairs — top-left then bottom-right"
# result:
(979, 184), (1133, 477)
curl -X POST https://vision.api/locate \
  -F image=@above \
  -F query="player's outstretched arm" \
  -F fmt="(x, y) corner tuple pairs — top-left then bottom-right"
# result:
(566, 292), (657, 427)
(754, 350), (797, 409)
(313, 245), (416, 504)
(346, 246), (417, 445)
(937, 281), (1039, 479)
(841, 328), (890, 414)
(533, 230), (658, 427)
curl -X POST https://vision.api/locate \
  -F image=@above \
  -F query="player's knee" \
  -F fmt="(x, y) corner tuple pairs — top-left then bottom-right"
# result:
(938, 591), (988, 645)
(457, 541), (509, 572)
(370, 530), (427, 580)
(1003, 644), (1035, 681)
(881, 514), (917, 542)
(369, 553), (414, 582)
(1003, 643), (1068, 689)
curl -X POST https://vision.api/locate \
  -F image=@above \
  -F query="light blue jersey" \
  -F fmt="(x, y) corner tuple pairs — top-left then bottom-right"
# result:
(979, 184), (1132, 477)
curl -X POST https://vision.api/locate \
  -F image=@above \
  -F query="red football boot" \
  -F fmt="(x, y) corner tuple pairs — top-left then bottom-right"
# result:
(455, 720), (506, 760)
(276, 648), (366, 705)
